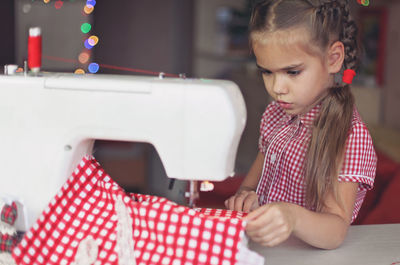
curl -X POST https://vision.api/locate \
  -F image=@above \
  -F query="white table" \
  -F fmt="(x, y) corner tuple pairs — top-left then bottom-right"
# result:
(250, 224), (400, 265)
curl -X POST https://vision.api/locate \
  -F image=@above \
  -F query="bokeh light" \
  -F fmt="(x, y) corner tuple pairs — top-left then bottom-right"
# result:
(74, 68), (85, 74)
(78, 52), (90, 64)
(81, 23), (92, 34)
(88, 63), (99, 74)
(84, 39), (93, 49)
(54, 0), (63, 9)
(43, 0), (50, 3)
(88, 35), (99, 46)
(78, 1), (97, 74)
(362, 0), (369, 6)
(86, 0), (96, 7)
(84, 5), (94, 14)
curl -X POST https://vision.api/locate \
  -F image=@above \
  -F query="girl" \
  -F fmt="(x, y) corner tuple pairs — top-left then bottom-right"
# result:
(225, 0), (377, 250)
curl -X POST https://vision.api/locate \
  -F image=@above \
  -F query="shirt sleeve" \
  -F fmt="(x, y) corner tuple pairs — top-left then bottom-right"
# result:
(338, 122), (377, 190)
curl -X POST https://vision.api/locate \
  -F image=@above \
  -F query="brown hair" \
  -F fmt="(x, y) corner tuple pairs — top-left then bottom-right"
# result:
(249, 0), (360, 211)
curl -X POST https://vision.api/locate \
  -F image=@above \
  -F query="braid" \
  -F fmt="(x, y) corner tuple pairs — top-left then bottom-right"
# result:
(315, 0), (360, 70)
(340, 4), (360, 70)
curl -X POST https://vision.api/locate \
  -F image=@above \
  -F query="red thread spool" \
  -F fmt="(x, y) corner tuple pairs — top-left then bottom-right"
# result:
(28, 27), (42, 73)
(342, 69), (356, 84)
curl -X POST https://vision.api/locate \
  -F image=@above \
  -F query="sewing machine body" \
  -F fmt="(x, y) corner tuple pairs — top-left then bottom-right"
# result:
(0, 73), (246, 230)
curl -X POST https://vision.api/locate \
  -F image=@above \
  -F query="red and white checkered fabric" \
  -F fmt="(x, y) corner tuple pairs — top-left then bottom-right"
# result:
(257, 101), (377, 222)
(12, 156), (263, 265)
(1, 201), (18, 226)
(194, 208), (247, 219)
(0, 199), (19, 254)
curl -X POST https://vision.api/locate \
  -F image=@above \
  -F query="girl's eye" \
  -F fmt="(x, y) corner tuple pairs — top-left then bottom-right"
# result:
(287, 70), (301, 76)
(260, 69), (272, 75)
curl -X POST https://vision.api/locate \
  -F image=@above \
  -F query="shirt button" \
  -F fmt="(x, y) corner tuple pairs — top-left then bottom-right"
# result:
(271, 153), (276, 163)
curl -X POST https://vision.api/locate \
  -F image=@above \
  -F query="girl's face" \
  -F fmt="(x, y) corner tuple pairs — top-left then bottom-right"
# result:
(253, 30), (334, 115)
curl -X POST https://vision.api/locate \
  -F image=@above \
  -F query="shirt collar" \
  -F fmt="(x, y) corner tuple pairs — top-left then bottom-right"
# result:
(279, 101), (322, 128)
(299, 102), (321, 128)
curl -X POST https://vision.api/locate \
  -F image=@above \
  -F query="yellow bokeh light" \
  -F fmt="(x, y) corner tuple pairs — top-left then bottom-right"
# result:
(88, 35), (99, 46)
(84, 5), (94, 14)
(74, 69), (85, 74)
(78, 52), (90, 64)
(44, 0), (50, 3)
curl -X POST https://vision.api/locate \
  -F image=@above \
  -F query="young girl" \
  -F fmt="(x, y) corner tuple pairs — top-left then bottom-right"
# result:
(225, 0), (377, 250)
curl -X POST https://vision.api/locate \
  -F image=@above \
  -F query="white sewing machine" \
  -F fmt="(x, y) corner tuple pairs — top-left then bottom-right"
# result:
(0, 72), (246, 231)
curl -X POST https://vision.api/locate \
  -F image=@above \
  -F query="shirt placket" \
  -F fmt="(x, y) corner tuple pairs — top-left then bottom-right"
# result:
(261, 118), (301, 204)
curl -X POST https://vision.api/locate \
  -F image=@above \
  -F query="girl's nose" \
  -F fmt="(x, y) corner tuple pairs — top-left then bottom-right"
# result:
(271, 75), (288, 95)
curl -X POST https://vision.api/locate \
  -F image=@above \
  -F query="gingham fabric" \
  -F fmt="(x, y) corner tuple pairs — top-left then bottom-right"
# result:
(1, 202), (18, 226)
(257, 101), (377, 222)
(195, 208), (247, 219)
(129, 194), (248, 219)
(0, 200), (18, 254)
(13, 156), (263, 265)
(0, 234), (18, 253)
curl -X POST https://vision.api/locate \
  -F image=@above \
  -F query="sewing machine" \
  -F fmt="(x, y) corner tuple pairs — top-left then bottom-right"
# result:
(0, 72), (247, 231)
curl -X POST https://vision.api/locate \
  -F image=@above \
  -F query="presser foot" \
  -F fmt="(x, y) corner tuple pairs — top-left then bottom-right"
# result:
(185, 181), (199, 208)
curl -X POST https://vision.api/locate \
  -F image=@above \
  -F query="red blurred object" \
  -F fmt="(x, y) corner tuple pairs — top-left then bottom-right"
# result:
(354, 150), (400, 224)
(54, 0), (63, 9)
(196, 176), (244, 209)
(28, 28), (42, 71)
(342, 69), (356, 84)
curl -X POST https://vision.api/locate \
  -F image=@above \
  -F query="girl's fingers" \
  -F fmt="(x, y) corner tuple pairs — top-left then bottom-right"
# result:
(250, 199), (259, 211)
(243, 203), (294, 247)
(225, 191), (259, 212)
(242, 193), (258, 213)
(225, 193), (244, 211)
(245, 222), (275, 238)
(249, 228), (279, 244)
(232, 194), (244, 211)
(247, 221), (291, 247)
(227, 196), (238, 211)
(244, 204), (270, 223)
(242, 198), (254, 213)
(258, 233), (288, 247)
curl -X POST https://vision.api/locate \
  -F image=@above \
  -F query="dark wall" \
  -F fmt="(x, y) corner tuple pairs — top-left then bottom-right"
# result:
(93, 0), (194, 76)
(0, 0), (15, 67)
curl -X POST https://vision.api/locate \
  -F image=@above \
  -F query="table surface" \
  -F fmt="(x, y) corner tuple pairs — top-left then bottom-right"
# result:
(249, 223), (400, 265)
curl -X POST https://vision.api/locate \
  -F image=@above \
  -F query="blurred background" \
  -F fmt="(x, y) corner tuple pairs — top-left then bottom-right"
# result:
(1, 0), (399, 223)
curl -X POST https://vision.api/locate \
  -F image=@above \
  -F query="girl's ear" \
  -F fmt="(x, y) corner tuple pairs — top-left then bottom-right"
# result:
(327, 41), (345, 74)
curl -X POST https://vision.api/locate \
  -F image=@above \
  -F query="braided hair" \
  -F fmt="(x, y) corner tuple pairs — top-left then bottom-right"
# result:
(249, 0), (361, 210)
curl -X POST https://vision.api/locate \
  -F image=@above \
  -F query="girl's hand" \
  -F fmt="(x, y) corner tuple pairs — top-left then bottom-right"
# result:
(224, 189), (259, 213)
(244, 202), (296, 247)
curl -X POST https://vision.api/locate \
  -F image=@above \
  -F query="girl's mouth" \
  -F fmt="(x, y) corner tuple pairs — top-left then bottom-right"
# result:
(277, 100), (293, 109)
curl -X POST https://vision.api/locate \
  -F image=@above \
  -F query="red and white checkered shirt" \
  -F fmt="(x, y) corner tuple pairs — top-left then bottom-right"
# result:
(256, 101), (377, 222)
